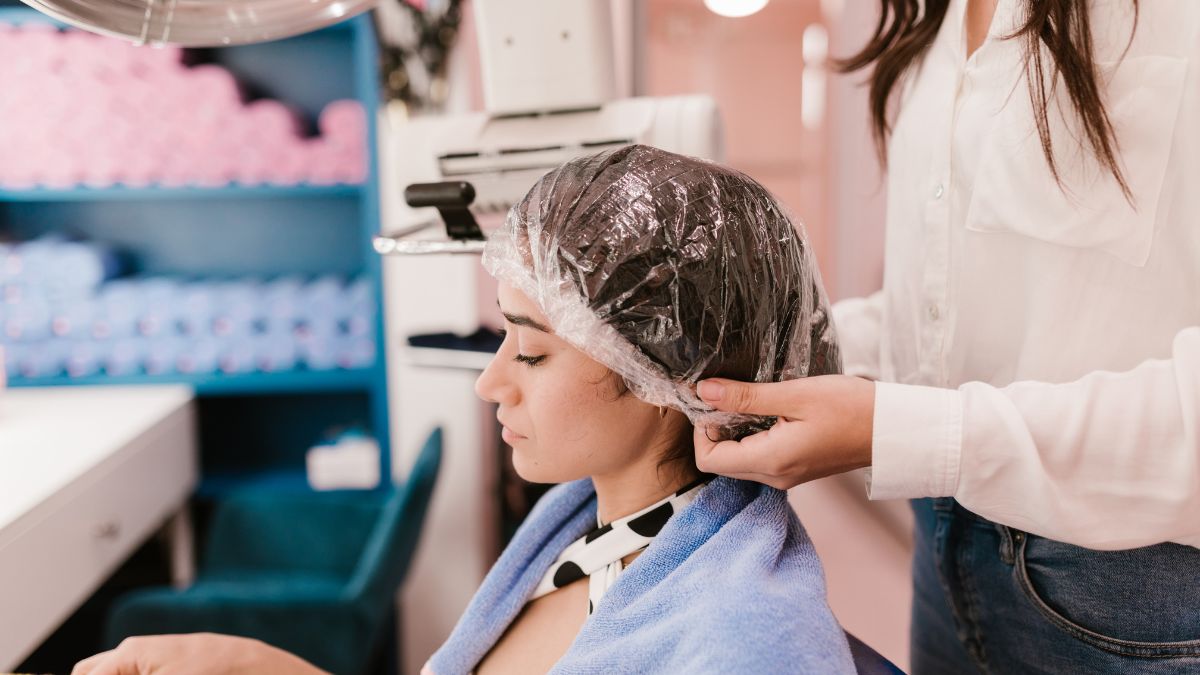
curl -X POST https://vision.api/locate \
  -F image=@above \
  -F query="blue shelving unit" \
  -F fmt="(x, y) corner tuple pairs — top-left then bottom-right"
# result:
(0, 7), (391, 494)
(6, 368), (378, 395)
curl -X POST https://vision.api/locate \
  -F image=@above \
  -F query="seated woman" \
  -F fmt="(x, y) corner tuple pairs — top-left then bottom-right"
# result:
(429, 144), (852, 674)
(72, 145), (856, 675)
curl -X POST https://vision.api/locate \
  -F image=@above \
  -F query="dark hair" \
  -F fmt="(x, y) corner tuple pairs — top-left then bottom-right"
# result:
(506, 145), (841, 481)
(508, 145), (839, 388)
(839, 0), (1138, 200)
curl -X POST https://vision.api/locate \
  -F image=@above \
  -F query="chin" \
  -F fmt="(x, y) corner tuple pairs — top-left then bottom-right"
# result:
(511, 448), (580, 485)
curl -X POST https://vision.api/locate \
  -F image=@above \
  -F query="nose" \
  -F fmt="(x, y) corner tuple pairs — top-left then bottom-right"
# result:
(475, 340), (519, 406)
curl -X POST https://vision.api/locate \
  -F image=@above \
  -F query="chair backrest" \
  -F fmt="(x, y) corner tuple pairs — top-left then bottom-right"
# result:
(345, 427), (443, 613)
(846, 631), (905, 675)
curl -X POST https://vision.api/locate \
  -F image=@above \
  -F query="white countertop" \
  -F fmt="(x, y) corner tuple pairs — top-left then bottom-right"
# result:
(0, 386), (193, 539)
(0, 385), (197, 669)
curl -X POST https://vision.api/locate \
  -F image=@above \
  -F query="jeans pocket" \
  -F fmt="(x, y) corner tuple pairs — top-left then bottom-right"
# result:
(1014, 533), (1200, 658)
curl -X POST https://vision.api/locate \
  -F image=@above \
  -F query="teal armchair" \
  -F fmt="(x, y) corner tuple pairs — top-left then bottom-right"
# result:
(105, 428), (443, 675)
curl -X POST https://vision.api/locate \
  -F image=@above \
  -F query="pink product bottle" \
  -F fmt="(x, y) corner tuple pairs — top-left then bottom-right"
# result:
(304, 142), (343, 186)
(319, 100), (367, 144)
(242, 100), (305, 144)
(118, 153), (162, 190)
(229, 143), (272, 187)
(263, 144), (311, 187)
(186, 65), (245, 116)
(1, 27), (368, 190)
(312, 100), (368, 184)
(236, 123), (314, 187)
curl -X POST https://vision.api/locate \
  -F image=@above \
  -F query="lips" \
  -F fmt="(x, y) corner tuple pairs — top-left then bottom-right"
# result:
(501, 426), (525, 444)
(497, 416), (527, 440)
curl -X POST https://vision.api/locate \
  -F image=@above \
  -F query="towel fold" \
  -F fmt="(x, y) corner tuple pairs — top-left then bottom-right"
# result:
(427, 476), (856, 674)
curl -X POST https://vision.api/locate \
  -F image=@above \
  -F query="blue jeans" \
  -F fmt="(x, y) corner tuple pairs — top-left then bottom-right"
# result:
(911, 498), (1200, 674)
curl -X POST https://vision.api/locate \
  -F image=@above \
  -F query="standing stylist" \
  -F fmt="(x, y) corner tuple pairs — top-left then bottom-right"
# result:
(694, 0), (1200, 673)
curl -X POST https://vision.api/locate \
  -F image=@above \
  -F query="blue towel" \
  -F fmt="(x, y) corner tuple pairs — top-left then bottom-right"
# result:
(427, 476), (857, 674)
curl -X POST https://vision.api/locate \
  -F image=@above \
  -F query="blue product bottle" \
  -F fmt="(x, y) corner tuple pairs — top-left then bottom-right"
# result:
(177, 337), (220, 374)
(3, 295), (52, 342)
(50, 299), (97, 339)
(2, 342), (23, 379)
(218, 337), (256, 374)
(343, 276), (375, 337)
(177, 282), (215, 337)
(144, 336), (184, 376)
(19, 341), (66, 379)
(105, 337), (146, 376)
(94, 281), (141, 340)
(253, 331), (297, 372)
(263, 276), (303, 334)
(211, 280), (261, 338)
(138, 278), (183, 338)
(336, 335), (375, 369)
(301, 333), (337, 371)
(65, 339), (103, 378)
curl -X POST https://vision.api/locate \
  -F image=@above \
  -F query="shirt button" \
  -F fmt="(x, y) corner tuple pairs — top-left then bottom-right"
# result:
(928, 304), (940, 320)
(933, 183), (945, 200)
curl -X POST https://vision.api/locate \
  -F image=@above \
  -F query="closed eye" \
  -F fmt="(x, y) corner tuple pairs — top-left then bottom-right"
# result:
(498, 329), (546, 367)
(514, 353), (547, 367)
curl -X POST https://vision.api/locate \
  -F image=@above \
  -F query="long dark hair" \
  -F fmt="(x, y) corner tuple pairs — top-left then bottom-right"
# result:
(839, 0), (1138, 200)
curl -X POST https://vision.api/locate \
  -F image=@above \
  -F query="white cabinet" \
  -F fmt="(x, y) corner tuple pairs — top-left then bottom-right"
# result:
(0, 386), (196, 669)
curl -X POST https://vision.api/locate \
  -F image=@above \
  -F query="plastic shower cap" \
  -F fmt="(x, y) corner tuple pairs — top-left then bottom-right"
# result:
(482, 144), (840, 439)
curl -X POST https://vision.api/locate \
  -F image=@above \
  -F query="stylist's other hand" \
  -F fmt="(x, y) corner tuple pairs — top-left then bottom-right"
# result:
(71, 633), (330, 675)
(694, 375), (875, 490)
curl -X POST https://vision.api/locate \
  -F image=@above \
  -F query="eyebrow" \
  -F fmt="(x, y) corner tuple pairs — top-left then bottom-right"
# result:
(498, 300), (552, 333)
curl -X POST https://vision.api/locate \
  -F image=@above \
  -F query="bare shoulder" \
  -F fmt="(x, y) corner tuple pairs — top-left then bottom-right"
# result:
(475, 577), (589, 675)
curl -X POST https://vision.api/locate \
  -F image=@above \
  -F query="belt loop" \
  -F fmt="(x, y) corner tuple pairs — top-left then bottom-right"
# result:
(997, 524), (1015, 565)
(932, 497), (956, 513)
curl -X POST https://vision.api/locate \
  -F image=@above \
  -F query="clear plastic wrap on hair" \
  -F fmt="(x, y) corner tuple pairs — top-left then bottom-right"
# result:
(483, 145), (840, 440)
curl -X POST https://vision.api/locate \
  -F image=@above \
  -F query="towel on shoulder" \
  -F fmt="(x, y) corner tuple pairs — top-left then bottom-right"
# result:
(427, 475), (856, 674)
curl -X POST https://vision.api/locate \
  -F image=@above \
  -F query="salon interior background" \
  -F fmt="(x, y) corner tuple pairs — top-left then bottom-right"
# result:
(0, 0), (910, 672)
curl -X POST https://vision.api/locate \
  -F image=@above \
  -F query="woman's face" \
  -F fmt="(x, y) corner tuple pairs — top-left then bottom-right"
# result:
(474, 282), (673, 484)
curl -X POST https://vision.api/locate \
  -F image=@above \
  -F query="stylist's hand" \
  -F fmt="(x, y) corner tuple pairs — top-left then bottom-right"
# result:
(71, 633), (329, 675)
(694, 375), (875, 490)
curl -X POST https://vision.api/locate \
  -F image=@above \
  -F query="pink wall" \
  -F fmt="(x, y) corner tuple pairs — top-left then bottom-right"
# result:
(642, 0), (832, 284)
(825, 0), (888, 302)
(643, 2), (908, 669)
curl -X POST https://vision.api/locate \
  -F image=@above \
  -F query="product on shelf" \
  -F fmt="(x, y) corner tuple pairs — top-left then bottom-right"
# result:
(0, 22), (368, 191)
(306, 427), (381, 491)
(177, 338), (220, 375)
(0, 236), (123, 303)
(0, 236), (377, 380)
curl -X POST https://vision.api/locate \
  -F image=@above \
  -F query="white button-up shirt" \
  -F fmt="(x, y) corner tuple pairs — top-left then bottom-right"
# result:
(834, 0), (1200, 549)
